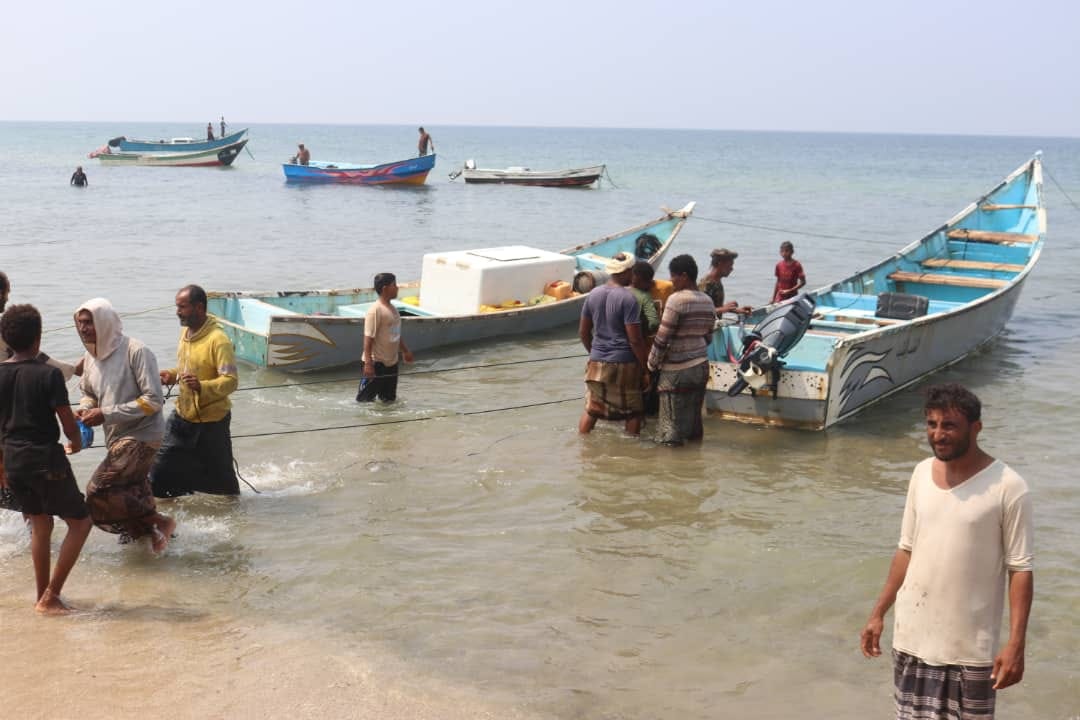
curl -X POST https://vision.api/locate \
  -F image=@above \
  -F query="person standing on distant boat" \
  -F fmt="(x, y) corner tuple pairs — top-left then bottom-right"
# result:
(771, 241), (806, 303)
(220, 116), (226, 138)
(149, 285), (240, 498)
(578, 252), (649, 436)
(70, 166), (88, 187)
(860, 384), (1034, 720)
(206, 123), (215, 141)
(74, 298), (175, 553)
(647, 254), (715, 446)
(292, 143), (311, 165)
(356, 273), (414, 403)
(417, 127), (435, 157)
(699, 248), (751, 317)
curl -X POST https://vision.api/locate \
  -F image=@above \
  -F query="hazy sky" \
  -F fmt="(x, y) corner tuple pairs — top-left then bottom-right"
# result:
(4, 0), (1076, 136)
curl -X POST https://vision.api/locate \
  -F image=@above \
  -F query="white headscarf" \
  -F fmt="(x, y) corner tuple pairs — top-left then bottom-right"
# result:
(75, 297), (124, 360)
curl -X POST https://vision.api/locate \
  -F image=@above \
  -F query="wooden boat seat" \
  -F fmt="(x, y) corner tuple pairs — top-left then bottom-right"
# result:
(946, 229), (1037, 244)
(921, 259), (1025, 272)
(812, 311), (904, 328)
(979, 204), (1038, 211)
(888, 271), (1007, 289)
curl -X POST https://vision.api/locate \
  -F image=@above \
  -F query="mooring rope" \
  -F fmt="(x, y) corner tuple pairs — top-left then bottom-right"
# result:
(1043, 163), (1080, 212)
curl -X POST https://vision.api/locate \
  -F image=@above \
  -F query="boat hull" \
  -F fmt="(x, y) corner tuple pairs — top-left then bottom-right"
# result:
(462, 165), (605, 187)
(113, 128), (249, 153)
(209, 203), (695, 371)
(706, 156), (1044, 430)
(97, 139), (248, 167)
(283, 155), (435, 185)
(707, 279), (1027, 429)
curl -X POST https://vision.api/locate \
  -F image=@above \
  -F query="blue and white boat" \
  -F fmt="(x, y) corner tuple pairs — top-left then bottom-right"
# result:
(93, 128), (249, 154)
(208, 203), (695, 371)
(706, 154), (1044, 430)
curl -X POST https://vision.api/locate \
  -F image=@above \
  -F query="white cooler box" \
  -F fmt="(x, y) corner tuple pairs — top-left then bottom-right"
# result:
(420, 246), (577, 315)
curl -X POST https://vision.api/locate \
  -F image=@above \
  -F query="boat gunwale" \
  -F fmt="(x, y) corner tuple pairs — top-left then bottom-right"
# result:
(209, 202), (695, 330)
(283, 154), (437, 174)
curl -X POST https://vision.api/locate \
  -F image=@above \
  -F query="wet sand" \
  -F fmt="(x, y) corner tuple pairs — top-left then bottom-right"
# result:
(0, 594), (537, 719)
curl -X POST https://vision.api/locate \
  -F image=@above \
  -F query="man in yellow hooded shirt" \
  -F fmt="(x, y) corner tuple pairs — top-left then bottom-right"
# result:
(150, 285), (240, 497)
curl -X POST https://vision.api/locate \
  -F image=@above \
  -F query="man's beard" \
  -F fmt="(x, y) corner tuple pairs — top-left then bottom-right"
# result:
(932, 434), (971, 461)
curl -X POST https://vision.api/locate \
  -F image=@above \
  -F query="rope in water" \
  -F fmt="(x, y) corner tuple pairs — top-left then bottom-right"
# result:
(231, 394), (582, 440)
(1043, 163), (1080, 212)
(65, 353), (589, 409)
(72, 393), (583, 453)
(235, 353), (587, 394)
(691, 214), (898, 247)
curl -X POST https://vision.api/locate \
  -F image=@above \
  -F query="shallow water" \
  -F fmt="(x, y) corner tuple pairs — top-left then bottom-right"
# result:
(1, 123), (1078, 718)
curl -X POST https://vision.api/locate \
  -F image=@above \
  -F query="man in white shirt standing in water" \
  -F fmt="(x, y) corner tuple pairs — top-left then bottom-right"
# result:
(356, 273), (413, 403)
(860, 383), (1034, 720)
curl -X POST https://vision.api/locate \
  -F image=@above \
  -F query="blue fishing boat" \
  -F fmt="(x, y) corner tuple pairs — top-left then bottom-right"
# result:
(96, 128), (249, 154)
(282, 154), (436, 185)
(208, 203), (695, 371)
(706, 154), (1044, 430)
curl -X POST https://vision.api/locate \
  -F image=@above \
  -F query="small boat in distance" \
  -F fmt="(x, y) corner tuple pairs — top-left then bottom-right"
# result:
(450, 160), (605, 187)
(208, 202), (695, 371)
(282, 155), (436, 185)
(706, 154), (1045, 430)
(91, 137), (249, 167)
(93, 128), (249, 154)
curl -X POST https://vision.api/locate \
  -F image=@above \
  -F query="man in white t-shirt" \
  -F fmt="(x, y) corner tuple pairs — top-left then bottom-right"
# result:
(860, 383), (1034, 719)
(355, 273), (413, 403)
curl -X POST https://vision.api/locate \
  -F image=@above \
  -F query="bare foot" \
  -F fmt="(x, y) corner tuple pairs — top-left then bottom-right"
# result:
(151, 517), (176, 554)
(35, 589), (74, 616)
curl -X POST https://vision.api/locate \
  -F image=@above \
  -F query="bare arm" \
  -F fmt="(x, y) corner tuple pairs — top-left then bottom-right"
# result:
(578, 315), (593, 354)
(860, 548), (911, 658)
(362, 335), (375, 377)
(625, 322), (648, 370)
(56, 404), (82, 455)
(991, 570), (1033, 690)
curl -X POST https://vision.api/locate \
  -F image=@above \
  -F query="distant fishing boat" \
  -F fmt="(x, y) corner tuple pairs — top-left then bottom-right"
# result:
(450, 160), (605, 187)
(282, 155), (436, 185)
(208, 202), (695, 371)
(91, 137), (249, 167)
(92, 128), (249, 154)
(706, 154), (1045, 430)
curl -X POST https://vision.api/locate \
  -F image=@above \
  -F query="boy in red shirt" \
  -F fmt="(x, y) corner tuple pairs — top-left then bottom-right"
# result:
(772, 241), (806, 303)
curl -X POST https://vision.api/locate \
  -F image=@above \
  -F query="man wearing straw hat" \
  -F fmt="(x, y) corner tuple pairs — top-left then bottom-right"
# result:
(578, 252), (649, 436)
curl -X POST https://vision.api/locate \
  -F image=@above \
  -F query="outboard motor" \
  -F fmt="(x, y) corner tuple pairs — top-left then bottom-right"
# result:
(449, 158), (477, 180)
(107, 136), (126, 147)
(727, 294), (816, 397)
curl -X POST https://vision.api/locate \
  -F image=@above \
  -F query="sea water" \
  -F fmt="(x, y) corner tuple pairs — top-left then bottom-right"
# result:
(0, 122), (1078, 718)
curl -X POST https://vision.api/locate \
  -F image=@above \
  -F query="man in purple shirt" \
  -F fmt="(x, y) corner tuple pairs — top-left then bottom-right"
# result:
(578, 252), (649, 436)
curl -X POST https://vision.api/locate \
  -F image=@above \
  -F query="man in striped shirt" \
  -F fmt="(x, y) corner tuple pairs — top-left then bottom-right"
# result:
(647, 254), (716, 446)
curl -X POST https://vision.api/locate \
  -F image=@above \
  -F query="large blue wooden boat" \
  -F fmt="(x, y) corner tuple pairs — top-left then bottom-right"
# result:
(208, 203), (695, 371)
(706, 154), (1044, 430)
(282, 154), (436, 185)
(101, 128), (249, 153)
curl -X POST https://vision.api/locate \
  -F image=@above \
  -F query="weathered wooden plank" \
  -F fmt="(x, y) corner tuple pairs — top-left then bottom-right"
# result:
(980, 204), (1038, 211)
(946, 228), (1037, 244)
(921, 258), (1025, 272)
(888, 271), (1007, 289)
